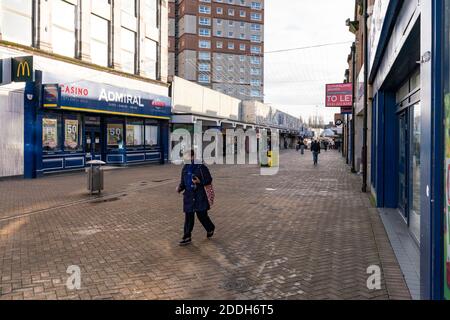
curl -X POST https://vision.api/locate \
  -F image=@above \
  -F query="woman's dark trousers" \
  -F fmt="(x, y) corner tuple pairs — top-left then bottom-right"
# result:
(183, 211), (215, 239)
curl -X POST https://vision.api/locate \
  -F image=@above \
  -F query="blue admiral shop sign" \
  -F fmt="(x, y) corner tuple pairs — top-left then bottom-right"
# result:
(42, 80), (171, 119)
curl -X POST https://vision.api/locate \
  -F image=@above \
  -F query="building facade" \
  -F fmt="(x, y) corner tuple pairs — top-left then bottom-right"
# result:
(347, 0), (450, 300)
(168, 0), (264, 102)
(0, 0), (171, 179)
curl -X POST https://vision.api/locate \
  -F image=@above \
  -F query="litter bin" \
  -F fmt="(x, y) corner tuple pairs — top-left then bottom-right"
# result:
(86, 160), (106, 195)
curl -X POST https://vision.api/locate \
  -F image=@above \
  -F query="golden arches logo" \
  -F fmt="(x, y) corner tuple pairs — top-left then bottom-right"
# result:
(17, 61), (31, 78)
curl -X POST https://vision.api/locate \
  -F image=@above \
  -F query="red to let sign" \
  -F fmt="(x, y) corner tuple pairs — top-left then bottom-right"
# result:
(325, 83), (353, 107)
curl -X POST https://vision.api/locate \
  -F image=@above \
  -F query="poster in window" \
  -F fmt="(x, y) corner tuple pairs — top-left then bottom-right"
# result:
(126, 125), (135, 146)
(65, 119), (79, 150)
(107, 124), (123, 146)
(43, 118), (58, 150)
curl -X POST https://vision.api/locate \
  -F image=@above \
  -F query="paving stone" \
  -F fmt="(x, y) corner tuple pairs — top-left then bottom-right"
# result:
(0, 151), (410, 300)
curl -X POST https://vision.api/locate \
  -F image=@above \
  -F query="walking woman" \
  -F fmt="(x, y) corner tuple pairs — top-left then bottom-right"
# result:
(176, 151), (215, 246)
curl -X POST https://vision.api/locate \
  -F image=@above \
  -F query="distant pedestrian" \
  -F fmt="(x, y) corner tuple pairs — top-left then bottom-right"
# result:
(176, 151), (215, 246)
(311, 139), (321, 166)
(284, 139), (288, 150)
(299, 139), (305, 155)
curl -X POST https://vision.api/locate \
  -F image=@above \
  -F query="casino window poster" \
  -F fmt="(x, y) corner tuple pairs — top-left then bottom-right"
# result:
(107, 123), (123, 147)
(65, 119), (80, 150)
(42, 118), (58, 151)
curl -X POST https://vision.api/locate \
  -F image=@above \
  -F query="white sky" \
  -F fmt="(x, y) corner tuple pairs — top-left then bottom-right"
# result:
(264, 0), (355, 123)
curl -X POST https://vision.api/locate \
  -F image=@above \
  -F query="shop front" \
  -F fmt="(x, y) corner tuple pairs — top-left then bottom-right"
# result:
(368, 0), (426, 298)
(26, 77), (171, 178)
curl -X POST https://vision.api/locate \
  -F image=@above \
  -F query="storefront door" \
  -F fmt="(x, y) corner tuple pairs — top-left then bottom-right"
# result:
(409, 102), (421, 242)
(398, 111), (408, 219)
(85, 128), (102, 161)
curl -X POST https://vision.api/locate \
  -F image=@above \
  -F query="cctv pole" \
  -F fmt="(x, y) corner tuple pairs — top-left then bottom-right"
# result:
(362, 0), (369, 193)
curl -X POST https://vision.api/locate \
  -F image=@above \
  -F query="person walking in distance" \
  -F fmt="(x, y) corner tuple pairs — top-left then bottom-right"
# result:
(311, 139), (321, 166)
(176, 150), (215, 246)
(299, 138), (306, 155)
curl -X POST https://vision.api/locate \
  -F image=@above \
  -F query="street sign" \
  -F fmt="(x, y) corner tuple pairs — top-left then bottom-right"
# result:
(12, 56), (33, 82)
(341, 106), (353, 114)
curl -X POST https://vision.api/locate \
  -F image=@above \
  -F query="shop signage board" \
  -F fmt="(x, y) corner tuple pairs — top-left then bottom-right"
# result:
(43, 84), (59, 108)
(11, 56), (33, 82)
(42, 81), (171, 119)
(325, 83), (353, 107)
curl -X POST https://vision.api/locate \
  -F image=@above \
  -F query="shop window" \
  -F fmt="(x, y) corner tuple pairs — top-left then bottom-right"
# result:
(64, 115), (82, 152)
(107, 122), (124, 149)
(43, 115), (61, 152)
(145, 125), (159, 147)
(126, 119), (145, 147)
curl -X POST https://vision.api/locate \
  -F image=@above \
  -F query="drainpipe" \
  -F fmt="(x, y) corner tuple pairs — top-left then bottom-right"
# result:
(362, 0), (369, 193)
(351, 42), (357, 173)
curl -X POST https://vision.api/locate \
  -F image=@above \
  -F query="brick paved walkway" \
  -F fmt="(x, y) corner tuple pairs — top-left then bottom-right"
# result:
(0, 150), (410, 300)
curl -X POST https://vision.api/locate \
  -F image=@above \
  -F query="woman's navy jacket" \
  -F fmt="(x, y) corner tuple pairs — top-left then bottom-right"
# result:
(178, 163), (213, 213)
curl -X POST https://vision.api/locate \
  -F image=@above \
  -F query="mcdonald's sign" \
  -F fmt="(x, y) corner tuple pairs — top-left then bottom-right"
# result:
(12, 56), (33, 82)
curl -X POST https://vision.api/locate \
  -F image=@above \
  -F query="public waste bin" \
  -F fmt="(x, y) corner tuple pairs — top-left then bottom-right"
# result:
(86, 160), (106, 194)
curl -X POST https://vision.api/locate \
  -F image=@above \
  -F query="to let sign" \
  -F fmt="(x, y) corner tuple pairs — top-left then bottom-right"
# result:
(326, 83), (353, 107)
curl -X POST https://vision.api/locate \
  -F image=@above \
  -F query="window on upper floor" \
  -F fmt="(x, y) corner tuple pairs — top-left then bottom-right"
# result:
(251, 46), (261, 54)
(251, 34), (261, 42)
(142, 38), (158, 80)
(90, 14), (110, 67)
(199, 40), (211, 49)
(52, 0), (77, 57)
(199, 17), (211, 25)
(199, 6), (211, 14)
(198, 63), (211, 72)
(144, 0), (159, 29)
(199, 28), (211, 37)
(199, 51), (211, 60)
(0, 0), (33, 46)
(198, 74), (211, 83)
(251, 12), (262, 21)
(251, 2), (262, 10)
(121, 0), (137, 17)
(121, 27), (137, 74)
(251, 23), (261, 31)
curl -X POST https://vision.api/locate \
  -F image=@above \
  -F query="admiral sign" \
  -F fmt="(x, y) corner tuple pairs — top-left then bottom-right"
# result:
(43, 80), (171, 119)
(325, 83), (353, 107)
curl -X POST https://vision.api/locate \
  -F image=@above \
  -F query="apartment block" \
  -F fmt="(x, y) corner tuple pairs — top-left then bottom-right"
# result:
(169, 0), (264, 102)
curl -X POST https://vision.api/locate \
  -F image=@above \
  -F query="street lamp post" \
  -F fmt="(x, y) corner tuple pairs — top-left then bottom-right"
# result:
(362, 0), (369, 193)
(351, 42), (357, 173)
